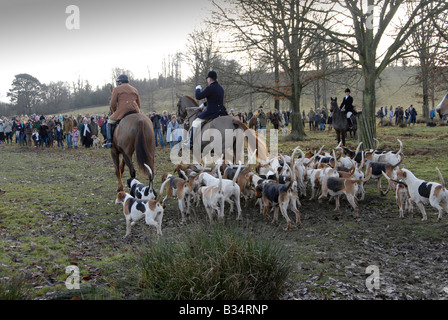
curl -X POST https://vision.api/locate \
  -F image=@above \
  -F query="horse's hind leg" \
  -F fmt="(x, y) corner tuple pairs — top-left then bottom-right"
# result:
(122, 153), (136, 178)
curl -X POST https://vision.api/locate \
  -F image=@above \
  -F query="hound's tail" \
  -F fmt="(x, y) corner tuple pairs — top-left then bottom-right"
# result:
(436, 167), (446, 189)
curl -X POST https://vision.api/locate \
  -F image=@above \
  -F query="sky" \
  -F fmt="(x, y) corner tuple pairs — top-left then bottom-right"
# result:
(0, 0), (214, 103)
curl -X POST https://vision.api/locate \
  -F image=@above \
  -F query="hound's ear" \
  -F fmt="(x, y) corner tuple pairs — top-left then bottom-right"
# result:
(402, 171), (407, 178)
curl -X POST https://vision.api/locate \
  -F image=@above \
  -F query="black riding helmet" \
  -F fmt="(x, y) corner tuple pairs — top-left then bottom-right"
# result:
(117, 74), (129, 84)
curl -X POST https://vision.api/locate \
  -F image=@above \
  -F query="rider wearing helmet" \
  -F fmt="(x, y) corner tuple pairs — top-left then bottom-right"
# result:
(185, 70), (227, 149)
(340, 88), (356, 129)
(102, 74), (141, 148)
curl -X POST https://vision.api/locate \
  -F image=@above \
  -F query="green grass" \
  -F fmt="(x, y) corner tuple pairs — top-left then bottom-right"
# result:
(1, 120), (448, 300)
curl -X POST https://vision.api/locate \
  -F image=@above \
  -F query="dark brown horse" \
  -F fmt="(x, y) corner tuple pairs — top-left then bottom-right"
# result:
(176, 94), (269, 164)
(111, 113), (156, 193)
(330, 97), (349, 146)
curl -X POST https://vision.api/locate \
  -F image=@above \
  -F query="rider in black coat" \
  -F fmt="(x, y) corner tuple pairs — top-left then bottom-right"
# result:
(340, 88), (356, 129)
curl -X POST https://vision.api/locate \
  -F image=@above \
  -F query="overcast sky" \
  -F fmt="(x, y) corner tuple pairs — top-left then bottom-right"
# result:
(0, 0), (213, 102)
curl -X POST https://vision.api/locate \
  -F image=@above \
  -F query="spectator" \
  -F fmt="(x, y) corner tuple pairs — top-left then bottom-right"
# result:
(55, 124), (65, 150)
(150, 111), (165, 148)
(377, 107), (384, 125)
(307, 108), (315, 131)
(430, 107), (436, 122)
(32, 128), (39, 151)
(389, 106), (393, 123)
(71, 126), (79, 149)
(313, 112), (321, 131)
(25, 119), (33, 146)
(271, 108), (281, 131)
(89, 117), (99, 140)
(166, 115), (179, 149)
(319, 113), (326, 131)
(409, 105), (417, 126)
(80, 117), (93, 148)
(101, 116), (108, 141)
(161, 111), (169, 138)
(257, 106), (267, 136)
(0, 119), (4, 145)
(3, 118), (12, 144)
(63, 115), (74, 148)
(38, 120), (49, 148)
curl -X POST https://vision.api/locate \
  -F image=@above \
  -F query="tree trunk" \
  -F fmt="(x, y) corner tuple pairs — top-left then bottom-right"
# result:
(289, 76), (306, 140)
(359, 72), (377, 149)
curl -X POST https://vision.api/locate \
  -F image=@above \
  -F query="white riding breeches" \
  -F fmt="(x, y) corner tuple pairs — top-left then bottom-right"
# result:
(346, 112), (352, 119)
(192, 118), (205, 128)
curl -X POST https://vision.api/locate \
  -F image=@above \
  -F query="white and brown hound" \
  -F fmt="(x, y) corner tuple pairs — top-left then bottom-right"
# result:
(364, 157), (403, 195)
(395, 168), (448, 221)
(197, 161), (243, 219)
(198, 164), (225, 221)
(161, 170), (193, 222)
(382, 172), (413, 218)
(115, 179), (169, 237)
(318, 169), (371, 218)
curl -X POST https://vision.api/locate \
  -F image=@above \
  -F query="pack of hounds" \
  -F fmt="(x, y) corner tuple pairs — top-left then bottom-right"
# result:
(114, 139), (448, 237)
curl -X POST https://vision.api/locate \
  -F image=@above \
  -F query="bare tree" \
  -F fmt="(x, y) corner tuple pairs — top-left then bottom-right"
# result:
(407, 2), (448, 119)
(306, 0), (448, 147)
(184, 28), (220, 88)
(211, 0), (336, 140)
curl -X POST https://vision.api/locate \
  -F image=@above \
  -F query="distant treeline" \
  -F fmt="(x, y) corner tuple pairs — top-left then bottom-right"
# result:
(0, 73), (181, 116)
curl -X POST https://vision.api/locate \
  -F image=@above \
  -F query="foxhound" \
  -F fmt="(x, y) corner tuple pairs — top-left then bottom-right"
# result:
(115, 179), (169, 237)
(395, 168), (448, 221)
(161, 169), (193, 222)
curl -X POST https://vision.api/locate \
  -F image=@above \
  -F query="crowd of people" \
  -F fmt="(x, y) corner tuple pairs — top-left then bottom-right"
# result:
(376, 105), (424, 126)
(0, 113), (105, 150)
(0, 102), (432, 149)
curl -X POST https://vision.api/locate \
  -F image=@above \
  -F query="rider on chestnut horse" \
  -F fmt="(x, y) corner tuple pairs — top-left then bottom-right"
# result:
(103, 74), (141, 148)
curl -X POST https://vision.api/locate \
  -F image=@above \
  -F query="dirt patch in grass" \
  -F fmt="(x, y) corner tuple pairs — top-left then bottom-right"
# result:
(1, 124), (448, 300)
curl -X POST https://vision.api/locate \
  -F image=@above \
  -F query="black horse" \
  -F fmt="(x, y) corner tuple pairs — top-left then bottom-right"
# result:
(330, 97), (359, 146)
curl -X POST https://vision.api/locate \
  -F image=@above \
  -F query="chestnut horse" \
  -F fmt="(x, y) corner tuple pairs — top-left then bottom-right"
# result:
(111, 113), (156, 193)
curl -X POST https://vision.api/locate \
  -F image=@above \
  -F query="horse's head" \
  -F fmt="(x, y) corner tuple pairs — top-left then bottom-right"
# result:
(176, 95), (187, 123)
(176, 94), (199, 124)
(330, 97), (338, 112)
(436, 93), (448, 119)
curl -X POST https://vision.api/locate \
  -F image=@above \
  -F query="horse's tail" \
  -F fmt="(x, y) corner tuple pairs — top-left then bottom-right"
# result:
(135, 118), (154, 181)
(233, 119), (269, 163)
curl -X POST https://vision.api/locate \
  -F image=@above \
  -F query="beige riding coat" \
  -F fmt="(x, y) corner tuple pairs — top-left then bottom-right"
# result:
(109, 83), (141, 121)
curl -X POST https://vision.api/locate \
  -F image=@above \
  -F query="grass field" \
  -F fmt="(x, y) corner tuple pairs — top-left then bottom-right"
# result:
(1, 119), (448, 301)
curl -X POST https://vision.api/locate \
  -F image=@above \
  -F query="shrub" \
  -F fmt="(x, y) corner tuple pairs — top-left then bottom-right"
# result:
(0, 277), (30, 300)
(132, 223), (293, 300)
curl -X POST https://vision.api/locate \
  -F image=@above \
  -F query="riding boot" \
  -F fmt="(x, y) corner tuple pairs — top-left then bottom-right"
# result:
(182, 128), (193, 150)
(102, 123), (113, 148)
